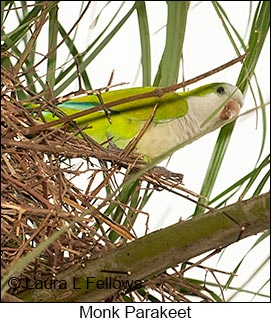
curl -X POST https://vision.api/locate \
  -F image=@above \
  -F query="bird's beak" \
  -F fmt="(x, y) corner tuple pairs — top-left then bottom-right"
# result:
(220, 88), (244, 121)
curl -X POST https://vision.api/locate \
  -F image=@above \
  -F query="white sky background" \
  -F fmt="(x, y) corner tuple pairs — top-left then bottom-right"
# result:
(53, 1), (270, 302)
(5, 1), (269, 302)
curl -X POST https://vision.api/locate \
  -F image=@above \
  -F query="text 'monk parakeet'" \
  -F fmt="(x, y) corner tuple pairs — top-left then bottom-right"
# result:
(31, 83), (244, 161)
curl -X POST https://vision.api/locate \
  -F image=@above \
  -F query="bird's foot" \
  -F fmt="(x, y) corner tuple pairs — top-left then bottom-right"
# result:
(147, 166), (184, 183)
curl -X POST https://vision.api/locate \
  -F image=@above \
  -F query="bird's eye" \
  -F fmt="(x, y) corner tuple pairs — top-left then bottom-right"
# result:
(216, 86), (225, 94)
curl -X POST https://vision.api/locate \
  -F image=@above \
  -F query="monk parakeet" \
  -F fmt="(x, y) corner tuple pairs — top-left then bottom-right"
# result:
(29, 83), (244, 161)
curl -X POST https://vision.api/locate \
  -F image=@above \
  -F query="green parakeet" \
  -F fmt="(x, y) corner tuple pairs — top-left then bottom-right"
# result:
(28, 83), (244, 161)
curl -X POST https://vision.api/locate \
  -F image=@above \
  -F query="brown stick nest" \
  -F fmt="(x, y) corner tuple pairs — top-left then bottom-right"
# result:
(2, 67), (209, 302)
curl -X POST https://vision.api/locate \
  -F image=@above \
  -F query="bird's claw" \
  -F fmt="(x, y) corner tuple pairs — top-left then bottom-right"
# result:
(148, 166), (184, 183)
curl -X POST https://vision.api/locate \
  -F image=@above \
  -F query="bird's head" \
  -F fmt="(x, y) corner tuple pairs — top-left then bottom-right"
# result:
(186, 82), (244, 130)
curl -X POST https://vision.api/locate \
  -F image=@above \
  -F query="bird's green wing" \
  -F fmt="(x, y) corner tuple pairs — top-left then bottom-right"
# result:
(59, 87), (188, 121)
